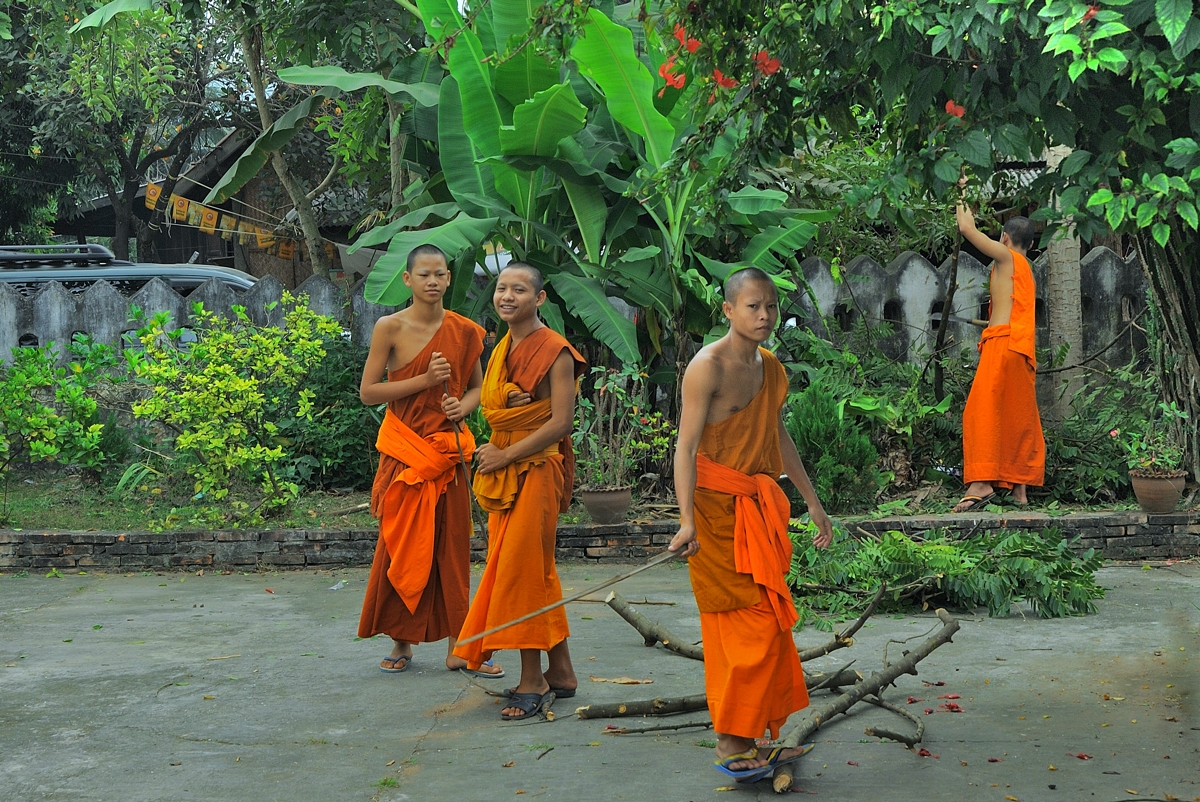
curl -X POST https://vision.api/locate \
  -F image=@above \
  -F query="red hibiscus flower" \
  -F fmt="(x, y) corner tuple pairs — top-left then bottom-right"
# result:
(945, 99), (966, 118)
(713, 68), (737, 88)
(1081, 5), (1098, 22)
(673, 24), (700, 53)
(753, 50), (781, 75)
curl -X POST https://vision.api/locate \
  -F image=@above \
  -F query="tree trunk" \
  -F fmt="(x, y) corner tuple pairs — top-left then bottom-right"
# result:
(386, 93), (406, 212)
(239, 26), (331, 279)
(1133, 228), (1200, 479)
(932, 243), (960, 402)
(1043, 146), (1084, 421)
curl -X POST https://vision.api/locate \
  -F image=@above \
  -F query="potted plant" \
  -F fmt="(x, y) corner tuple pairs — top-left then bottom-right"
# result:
(1111, 401), (1190, 513)
(573, 366), (674, 524)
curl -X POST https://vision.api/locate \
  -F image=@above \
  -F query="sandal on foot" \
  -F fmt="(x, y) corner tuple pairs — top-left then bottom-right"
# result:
(457, 659), (506, 679)
(501, 690), (551, 721)
(729, 743), (816, 784)
(952, 493), (995, 513)
(714, 748), (763, 781)
(502, 684), (575, 699)
(379, 654), (412, 674)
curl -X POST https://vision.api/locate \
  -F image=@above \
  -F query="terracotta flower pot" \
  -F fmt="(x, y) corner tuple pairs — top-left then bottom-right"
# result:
(1129, 470), (1187, 514)
(580, 487), (633, 524)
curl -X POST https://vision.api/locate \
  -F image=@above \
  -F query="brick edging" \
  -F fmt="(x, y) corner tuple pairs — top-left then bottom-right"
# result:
(2, 512), (1196, 572)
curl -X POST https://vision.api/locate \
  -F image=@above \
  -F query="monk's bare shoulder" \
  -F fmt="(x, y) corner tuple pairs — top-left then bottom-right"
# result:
(684, 342), (726, 390)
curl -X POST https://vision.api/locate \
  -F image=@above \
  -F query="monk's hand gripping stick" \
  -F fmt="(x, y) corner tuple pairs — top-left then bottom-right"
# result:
(444, 379), (468, 486)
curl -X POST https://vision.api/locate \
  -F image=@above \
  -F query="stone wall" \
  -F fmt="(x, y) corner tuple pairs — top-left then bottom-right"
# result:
(1, 273), (396, 365)
(2, 513), (1195, 573)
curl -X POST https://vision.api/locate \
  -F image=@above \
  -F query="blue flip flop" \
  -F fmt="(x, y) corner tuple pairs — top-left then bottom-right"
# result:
(379, 654), (412, 674)
(457, 659), (506, 679)
(715, 743), (816, 783)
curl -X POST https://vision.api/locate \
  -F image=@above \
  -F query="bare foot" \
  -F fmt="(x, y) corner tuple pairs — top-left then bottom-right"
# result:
(380, 641), (413, 672)
(1010, 484), (1029, 505)
(445, 656), (503, 675)
(716, 735), (812, 770)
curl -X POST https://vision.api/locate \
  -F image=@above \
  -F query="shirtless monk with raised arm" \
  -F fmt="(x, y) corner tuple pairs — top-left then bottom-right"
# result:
(357, 244), (503, 678)
(453, 262), (586, 720)
(669, 267), (835, 783)
(952, 182), (1045, 513)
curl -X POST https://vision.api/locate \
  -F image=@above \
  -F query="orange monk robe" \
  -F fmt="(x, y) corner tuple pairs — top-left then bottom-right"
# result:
(453, 327), (586, 668)
(689, 348), (809, 740)
(962, 249), (1045, 489)
(358, 312), (485, 645)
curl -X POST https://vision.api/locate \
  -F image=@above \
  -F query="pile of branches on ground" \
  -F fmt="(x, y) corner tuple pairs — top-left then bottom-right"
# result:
(787, 523), (1105, 629)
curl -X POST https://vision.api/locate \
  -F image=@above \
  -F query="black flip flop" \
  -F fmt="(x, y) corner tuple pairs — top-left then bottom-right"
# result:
(953, 492), (996, 513)
(502, 685), (576, 699)
(501, 690), (552, 721)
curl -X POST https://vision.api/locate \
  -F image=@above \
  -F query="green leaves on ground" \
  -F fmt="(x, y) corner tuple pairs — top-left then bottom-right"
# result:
(788, 524), (1105, 630)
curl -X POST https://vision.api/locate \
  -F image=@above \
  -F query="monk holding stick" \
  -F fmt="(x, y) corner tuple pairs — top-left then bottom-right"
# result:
(357, 244), (503, 678)
(453, 262), (587, 720)
(670, 267), (834, 783)
(952, 180), (1045, 512)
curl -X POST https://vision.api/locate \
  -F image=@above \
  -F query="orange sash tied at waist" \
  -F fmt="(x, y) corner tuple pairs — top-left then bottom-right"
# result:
(375, 408), (475, 613)
(695, 454), (798, 631)
(471, 334), (561, 514)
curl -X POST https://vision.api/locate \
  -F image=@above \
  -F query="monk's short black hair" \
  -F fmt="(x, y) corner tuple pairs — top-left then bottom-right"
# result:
(501, 261), (544, 293)
(405, 243), (448, 273)
(724, 266), (778, 303)
(1003, 216), (1036, 251)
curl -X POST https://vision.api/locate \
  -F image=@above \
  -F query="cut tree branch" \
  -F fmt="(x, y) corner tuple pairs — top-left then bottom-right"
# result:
(862, 695), (925, 746)
(606, 591), (704, 660)
(771, 608), (961, 793)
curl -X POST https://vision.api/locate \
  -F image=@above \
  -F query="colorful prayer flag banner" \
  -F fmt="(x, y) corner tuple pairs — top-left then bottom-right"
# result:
(185, 202), (202, 227)
(277, 240), (295, 260)
(255, 226), (276, 249)
(198, 206), (218, 235)
(171, 194), (189, 221)
(144, 183), (162, 210)
(237, 220), (255, 244)
(218, 214), (238, 240)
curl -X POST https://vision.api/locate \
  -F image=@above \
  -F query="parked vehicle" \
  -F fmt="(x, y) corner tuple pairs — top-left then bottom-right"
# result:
(0, 244), (256, 297)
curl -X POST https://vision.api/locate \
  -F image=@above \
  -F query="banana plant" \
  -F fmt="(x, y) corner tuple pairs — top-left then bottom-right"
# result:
(347, 0), (831, 368)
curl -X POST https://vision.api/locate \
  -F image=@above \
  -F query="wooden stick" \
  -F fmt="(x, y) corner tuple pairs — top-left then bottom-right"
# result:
(456, 550), (679, 645)
(605, 591), (704, 661)
(797, 582), (886, 663)
(604, 719), (712, 735)
(328, 502), (370, 516)
(573, 668), (864, 720)
(771, 608), (960, 793)
(862, 695), (925, 747)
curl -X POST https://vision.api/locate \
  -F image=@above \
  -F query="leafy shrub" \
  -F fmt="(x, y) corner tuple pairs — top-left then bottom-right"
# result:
(268, 335), (380, 490)
(783, 384), (888, 513)
(123, 296), (340, 522)
(0, 339), (111, 520)
(788, 522), (1104, 630)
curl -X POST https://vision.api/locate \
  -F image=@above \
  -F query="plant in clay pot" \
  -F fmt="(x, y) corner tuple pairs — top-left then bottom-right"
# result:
(1110, 401), (1190, 513)
(573, 365), (674, 523)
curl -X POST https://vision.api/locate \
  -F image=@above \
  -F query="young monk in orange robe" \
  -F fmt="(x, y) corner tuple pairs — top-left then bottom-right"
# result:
(453, 262), (586, 720)
(670, 267), (835, 782)
(952, 182), (1045, 512)
(357, 244), (502, 678)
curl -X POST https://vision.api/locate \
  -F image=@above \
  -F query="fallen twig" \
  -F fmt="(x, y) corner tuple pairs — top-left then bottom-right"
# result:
(796, 583), (886, 663)
(771, 608), (960, 793)
(328, 502), (370, 517)
(606, 591), (704, 660)
(603, 719), (713, 735)
(862, 695), (925, 746)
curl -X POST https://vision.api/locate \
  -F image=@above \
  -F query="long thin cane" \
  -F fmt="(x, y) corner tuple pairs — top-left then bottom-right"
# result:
(456, 549), (680, 646)
(444, 379), (469, 486)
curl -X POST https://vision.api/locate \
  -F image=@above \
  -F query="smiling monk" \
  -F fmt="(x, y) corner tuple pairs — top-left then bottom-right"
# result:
(670, 267), (835, 783)
(453, 262), (587, 720)
(357, 244), (503, 679)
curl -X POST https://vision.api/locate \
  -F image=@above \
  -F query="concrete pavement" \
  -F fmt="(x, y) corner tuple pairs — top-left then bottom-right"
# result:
(1, 561), (1197, 802)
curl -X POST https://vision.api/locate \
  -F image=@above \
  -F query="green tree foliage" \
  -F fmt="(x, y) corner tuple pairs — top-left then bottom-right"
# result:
(789, 523), (1105, 629)
(670, 0), (1200, 475)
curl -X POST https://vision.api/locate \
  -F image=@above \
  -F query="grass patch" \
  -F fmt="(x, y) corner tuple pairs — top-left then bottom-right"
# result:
(2, 471), (374, 531)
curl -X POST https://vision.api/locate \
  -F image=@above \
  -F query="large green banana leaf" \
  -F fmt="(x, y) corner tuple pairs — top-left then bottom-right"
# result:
(277, 65), (439, 106)
(495, 50), (561, 108)
(416, 0), (462, 41)
(571, 9), (674, 169)
(562, 180), (607, 265)
(438, 77), (502, 216)
(349, 203), (460, 253)
(69, 0), (150, 38)
(549, 273), (639, 364)
(490, 0), (536, 53)
(203, 91), (334, 204)
(364, 213), (498, 305)
(499, 83), (587, 156)
(742, 218), (819, 272)
(609, 247), (673, 315)
(726, 187), (789, 214)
